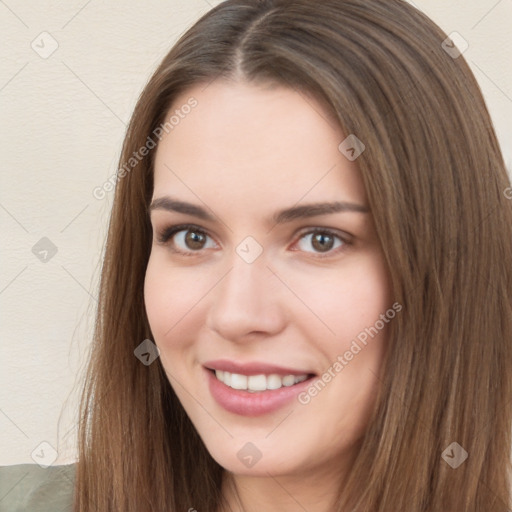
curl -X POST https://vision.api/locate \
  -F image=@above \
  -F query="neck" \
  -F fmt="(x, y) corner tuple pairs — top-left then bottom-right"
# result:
(218, 459), (353, 512)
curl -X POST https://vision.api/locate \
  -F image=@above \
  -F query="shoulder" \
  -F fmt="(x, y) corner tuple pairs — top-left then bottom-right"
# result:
(0, 463), (76, 512)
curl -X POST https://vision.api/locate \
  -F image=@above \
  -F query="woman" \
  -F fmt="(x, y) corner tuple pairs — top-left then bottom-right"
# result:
(77, 0), (512, 510)
(4, 0), (511, 510)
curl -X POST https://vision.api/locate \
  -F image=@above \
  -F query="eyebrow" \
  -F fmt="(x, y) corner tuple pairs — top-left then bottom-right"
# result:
(149, 196), (369, 225)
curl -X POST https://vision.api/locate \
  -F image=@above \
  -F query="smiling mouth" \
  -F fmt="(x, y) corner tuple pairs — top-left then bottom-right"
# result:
(208, 369), (315, 393)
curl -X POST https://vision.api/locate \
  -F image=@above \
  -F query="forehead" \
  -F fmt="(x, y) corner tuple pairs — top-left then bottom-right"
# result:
(152, 80), (367, 212)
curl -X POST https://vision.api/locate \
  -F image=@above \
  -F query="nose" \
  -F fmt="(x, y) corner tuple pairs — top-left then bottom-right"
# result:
(205, 254), (287, 343)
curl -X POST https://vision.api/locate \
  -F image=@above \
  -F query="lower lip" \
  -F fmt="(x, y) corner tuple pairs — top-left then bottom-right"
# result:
(205, 368), (315, 417)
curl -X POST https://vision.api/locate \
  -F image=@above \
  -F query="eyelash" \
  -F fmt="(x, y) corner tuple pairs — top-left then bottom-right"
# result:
(155, 223), (352, 259)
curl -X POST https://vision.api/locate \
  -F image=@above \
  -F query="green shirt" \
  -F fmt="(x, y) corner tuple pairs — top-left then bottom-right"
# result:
(0, 464), (75, 512)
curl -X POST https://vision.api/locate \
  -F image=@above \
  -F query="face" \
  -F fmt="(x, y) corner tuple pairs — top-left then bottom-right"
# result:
(144, 80), (393, 480)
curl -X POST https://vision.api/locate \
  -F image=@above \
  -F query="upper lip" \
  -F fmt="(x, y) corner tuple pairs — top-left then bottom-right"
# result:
(204, 359), (315, 377)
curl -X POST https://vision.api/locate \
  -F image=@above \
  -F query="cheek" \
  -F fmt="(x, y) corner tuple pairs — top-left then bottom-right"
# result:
(143, 256), (205, 344)
(293, 254), (391, 342)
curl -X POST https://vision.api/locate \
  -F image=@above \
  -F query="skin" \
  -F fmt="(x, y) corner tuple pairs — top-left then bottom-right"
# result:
(144, 80), (393, 512)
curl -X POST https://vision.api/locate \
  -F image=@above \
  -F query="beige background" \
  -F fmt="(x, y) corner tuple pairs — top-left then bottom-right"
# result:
(1, 0), (511, 466)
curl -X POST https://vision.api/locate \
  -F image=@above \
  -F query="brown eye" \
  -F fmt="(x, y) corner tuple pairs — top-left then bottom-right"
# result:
(157, 225), (216, 254)
(184, 230), (207, 250)
(311, 232), (335, 252)
(296, 229), (345, 255)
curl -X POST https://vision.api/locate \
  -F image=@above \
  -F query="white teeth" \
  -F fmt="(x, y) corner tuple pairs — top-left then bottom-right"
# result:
(248, 374), (267, 391)
(282, 375), (295, 387)
(230, 373), (247, 390)
(213, 370), (310, 391)
(266, 374), (282, 390)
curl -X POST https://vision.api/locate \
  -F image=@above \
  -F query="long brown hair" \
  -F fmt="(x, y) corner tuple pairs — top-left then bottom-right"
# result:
(74, 0), (512, 510)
